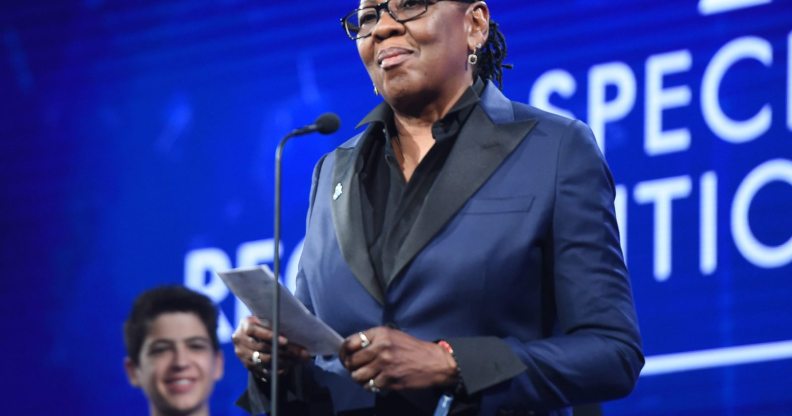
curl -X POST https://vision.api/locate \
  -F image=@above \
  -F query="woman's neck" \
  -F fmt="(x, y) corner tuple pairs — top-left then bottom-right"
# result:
(389, 81), (471, 182)
(390, 123), (433, 183)
(390, 79), (471, 129)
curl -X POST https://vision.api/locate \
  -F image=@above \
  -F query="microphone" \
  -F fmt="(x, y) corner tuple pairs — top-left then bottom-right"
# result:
(271, 112), (340, 416)
(287, 112), (341, 137)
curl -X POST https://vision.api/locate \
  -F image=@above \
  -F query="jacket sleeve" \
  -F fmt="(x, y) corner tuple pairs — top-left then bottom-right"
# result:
(448, 119), (643, 412)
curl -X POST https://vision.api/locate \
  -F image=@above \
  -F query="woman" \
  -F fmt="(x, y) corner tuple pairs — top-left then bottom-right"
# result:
(232, 0), (643, 415)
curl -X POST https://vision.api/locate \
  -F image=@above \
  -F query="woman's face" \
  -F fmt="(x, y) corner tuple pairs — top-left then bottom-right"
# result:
(356, 0), (481, 109)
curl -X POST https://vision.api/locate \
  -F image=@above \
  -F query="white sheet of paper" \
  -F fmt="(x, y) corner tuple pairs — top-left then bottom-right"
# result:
(217, 266), (343, 355)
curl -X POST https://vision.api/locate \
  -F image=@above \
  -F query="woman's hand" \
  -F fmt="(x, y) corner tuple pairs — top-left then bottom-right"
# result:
(231, 315), (311, 378)
(339, 326), (458, 392)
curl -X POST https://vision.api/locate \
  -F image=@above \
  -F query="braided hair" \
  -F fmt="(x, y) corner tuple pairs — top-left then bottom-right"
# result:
(458, 1), (509, 89)
(473, 19), (509, 89)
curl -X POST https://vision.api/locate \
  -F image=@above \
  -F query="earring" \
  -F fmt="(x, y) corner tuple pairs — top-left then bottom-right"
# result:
(468, 43), (482, 65)
(373, 84), (379, 96)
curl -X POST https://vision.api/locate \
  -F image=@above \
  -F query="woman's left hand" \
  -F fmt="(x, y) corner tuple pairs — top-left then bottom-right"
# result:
(339, 326), (458, 391)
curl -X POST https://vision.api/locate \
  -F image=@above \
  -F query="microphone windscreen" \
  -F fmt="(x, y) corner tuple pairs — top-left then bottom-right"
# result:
(315, 113), (341, 134)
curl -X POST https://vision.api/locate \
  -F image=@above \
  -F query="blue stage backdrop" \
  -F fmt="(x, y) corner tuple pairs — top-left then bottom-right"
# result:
(1, 0), (790, 414)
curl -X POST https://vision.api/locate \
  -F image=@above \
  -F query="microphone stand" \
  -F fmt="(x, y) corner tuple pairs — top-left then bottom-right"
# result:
(271, 131), (293, 416)
(270, 113), (339, 416)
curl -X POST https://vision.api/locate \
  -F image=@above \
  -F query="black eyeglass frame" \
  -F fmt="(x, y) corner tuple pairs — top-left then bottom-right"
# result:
(340, 0), (472, 40)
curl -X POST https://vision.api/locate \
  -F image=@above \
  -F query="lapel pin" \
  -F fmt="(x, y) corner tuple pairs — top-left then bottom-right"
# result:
(333, 182), (343, 200)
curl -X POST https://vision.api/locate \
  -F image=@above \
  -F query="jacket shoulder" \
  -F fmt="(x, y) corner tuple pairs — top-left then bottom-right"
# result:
(511, 100), (578, 129)
(338, 128), (369, 150)
(480, 80), (581, 130)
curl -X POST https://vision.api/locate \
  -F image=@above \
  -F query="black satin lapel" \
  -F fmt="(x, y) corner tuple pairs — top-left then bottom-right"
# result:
(330, 135), (386, 305)
(387, 106), (537, 287)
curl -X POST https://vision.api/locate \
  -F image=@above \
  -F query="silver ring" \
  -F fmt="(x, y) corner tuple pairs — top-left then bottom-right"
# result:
(367, 378), (380, 393)
(252, 350), (262, 366)
(358, 331), (370, 348)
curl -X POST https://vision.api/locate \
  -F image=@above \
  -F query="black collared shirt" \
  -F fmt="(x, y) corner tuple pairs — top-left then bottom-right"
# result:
(358, 79), (485, 288)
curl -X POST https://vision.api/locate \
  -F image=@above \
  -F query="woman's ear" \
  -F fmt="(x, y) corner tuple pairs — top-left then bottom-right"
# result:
(466, 2), (490, 51)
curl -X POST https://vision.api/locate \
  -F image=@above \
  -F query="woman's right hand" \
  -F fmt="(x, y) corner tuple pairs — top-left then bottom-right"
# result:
(231, 315), (311, 378)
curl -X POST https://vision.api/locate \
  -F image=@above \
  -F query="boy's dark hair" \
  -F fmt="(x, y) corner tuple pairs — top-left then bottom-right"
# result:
(124, 286), (220, 365)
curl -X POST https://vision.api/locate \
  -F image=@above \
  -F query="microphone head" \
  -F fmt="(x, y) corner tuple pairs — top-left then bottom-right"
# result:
(314, 112), (341, 135)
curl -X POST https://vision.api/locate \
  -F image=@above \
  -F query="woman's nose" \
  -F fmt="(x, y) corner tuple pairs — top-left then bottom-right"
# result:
(371, 9), (405, 39)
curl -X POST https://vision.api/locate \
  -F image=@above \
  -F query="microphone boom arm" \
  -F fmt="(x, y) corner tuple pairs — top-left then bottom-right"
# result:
(270, 112), (339, 416)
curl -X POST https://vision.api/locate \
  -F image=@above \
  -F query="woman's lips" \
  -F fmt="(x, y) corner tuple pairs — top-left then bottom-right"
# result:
(377, 47), (412, 69)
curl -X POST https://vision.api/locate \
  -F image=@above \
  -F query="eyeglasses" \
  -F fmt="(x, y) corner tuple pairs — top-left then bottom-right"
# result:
(341, 0), (470, 40)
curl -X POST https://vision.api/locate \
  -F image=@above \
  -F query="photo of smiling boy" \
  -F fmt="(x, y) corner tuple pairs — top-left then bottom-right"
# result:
(124, 286), (224, 416)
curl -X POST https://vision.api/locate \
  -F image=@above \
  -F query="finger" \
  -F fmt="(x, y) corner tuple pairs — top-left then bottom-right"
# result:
(249, 334), (279, 350)
(349, 362), (379, 384)
(255, 351), (273, 366)
(235, 317), (270, 349)
(248, 317), (288, 344)
(232, 317), (255, 345)
(252, 350), (288, 375)
(281, 343), (311, 360)
(233, 337), (276, 368)
(254, 352), (297, 372)
(234, 345), (266, 371)
(341, 328), (379, 363)
(248, 342), (306, 363)
(344, 330), (370, 351)
(233, 345), (249, 367)
(366, 374), (386, 392)
(353, 328), (392, 366)
(238, 315), (265, 334)
(250, 348), (304, 363)
(343, 343), (380, 371)
(241, 334), (269, 354)
(233, 335), (300, 378)
(257, 351), (301, 377)
(245, 327), (290, 349)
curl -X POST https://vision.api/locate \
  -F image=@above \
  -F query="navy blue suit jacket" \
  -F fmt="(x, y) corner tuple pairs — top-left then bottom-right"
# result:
(240, 82), (643, 415)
